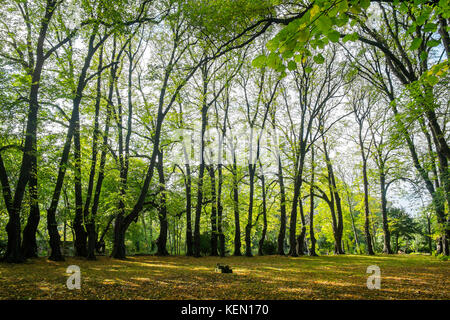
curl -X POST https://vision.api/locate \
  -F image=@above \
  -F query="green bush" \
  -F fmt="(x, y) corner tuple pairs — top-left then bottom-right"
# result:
(262, 240), (277, 255)
(437, 254), (449, 261)
(199, 232), (211, 256)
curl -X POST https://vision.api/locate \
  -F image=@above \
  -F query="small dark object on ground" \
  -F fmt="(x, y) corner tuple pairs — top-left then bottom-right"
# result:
(215, 263), (232, 273)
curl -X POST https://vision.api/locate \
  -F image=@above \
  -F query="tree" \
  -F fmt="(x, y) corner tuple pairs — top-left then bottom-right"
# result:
(351, 88), (375, 255)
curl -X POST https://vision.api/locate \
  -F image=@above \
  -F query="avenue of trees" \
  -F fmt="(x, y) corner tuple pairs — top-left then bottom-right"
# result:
(0, 0), (449, 263)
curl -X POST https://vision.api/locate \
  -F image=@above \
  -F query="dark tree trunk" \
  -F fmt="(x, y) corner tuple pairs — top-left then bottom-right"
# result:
(208, 164), (218, 256)
(258, 169), (267, 256)
(184, 163), (193, 256)
(193, 162), (205, 257)
(243, 81), (275, 257)
(73, 104), (87, 257)
(348, 198), (360, 253)
(232, 158), (241, 256)
(217, 163), (225, 257)
(112, 219), (127, 259)
(288, 146), (307, 257)
(296, 198), (307, 256)
(362, 161), (375, 255)
(5, 213), (24, 263)
(193, 103), (208, 257)
(156, 150), (168, 256)
(438, 14), (450, 57)
(395, 235), (399, 253)
(380, 169), (392, 254)
(245, 162), (256, 257)
(276, 156), (287, 256)
(21, 155), (40, 258)
(426, 215), (432, 254)
(322, 136), (344, 254)
(309, 146), (317, 256)
(85, 47), (103, 261)
(96, 214), (114, 254)
(194, 67), (209, 257)
(288, 174), (301, 257)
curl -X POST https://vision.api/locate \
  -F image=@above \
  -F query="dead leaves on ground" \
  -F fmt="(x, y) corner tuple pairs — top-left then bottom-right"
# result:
(0, 254), (448, 300)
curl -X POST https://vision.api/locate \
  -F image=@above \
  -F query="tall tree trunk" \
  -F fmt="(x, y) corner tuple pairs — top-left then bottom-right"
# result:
(156, 150), (168, 256)
(193, 101), (208, 257)
(426, 214), (432, 254)
(347, 194), (360, 254)
(322, 138), (344, 254)
(288, 174), (301, 257)
(288, 146), (307, 257)
(362, 159), (375, 255)
(208, 164), (218, 256)
(184, 162), (193, 256)
(85, 47), (103, 261)
(217, 162), (225, 257)
(232, 156), (241, 256)
(194, 66), (209, 257)
(309, 146), (317, 256)
(258, 166), (267, 256)
(73, 102), (87, 257)
(208, 174), (217, 257)
(21, 154), (40, 258)
(245, 162), (256, 257)
(276, 156), (287, 255)
(380, 166), (392, 254)
(296, 197), (307, 256)
(193, 161), (205, 257)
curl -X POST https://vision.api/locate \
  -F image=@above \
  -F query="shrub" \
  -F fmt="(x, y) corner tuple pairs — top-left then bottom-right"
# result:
(437, 254), (449, 261)
(199, 232), (211, 256)
(262, 240), (277, 255)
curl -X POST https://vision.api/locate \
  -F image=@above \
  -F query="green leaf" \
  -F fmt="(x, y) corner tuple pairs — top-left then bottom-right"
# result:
(409, 38), (422, 51)
(267, 52), (279, 68)
(287, 60), (297, 71)
(343, 32), (359, 43)
(337, 0), (349, 13)
(423, 23), (437, 33)
(313, 53), (325, 64)
(420, 51), (428, 62)
(327, 30), (340, 43)
(252, 55), (267, 68)
(310, 4), (320, 18)
(427, 39), (440, 47)
(297, 29), (309, 42)
(360, 0), (370, 9)
(406, 24), (416, 35)
(266, 38), (279, 52)
(316, 16), (332, 33)
(349, 5), (361, 14)
(294, 54), (304, 63)
(416, 13), (428, 26)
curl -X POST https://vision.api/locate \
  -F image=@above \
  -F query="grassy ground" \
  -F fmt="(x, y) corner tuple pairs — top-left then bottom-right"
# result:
(0, 254), (448, 300)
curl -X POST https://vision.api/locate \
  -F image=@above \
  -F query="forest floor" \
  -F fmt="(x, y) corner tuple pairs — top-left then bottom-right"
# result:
(0, 254), (448, 299)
